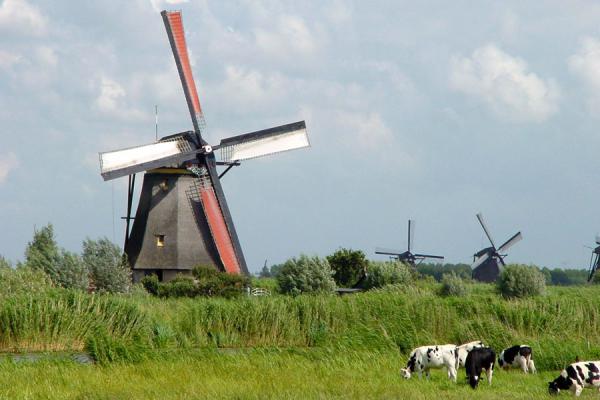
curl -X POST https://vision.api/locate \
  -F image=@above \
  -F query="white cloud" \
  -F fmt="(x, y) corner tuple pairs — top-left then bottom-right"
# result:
(93, 76), (146, 120)
(0, 0), (47, 36)
(0, 152), (18, 184)
(0, 50), (21, 69)
(255, 14), (319, 59)
(568, 37), (600, 113)
(450, 44), (559, 122)
(334, 110), (393, 149)
(149, 0), (189, 13)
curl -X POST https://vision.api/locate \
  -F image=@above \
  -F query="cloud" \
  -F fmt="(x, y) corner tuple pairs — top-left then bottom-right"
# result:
(254, 14), (320, 60)
(93, 76), (146, 120)
(568, 37), (600, 113)
(0, 0), (47, 36)
(0, 50), (21, 69)
(0, 152), (18, 184)
(148, 0), (189, 13)
(450, 44), (559, 122)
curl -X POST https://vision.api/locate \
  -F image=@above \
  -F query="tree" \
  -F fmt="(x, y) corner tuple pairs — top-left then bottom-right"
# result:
(326, 248), (368, 287)
(258, 264), (271, 278)
(497, 264), (546, 298)
(82, 238), (131, 293)
(277, 255), (336, 295)
(24, 224), (60, 278)
(55, 250), (89, 290)
(362, 261), (412, 289)
(0, 256), (10, 269)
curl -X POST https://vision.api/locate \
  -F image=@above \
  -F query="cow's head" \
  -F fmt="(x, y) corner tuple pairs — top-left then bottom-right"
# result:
(548, 381), (560, 395)
(468, 374), (479, 389)
(400, 368), (412, 379)
(548, 375), (571, 395)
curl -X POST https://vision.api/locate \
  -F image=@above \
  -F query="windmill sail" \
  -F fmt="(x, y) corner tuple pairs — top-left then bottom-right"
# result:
(219, 121), (309, 162)
(476, 213), (497, 249)
(100, 137), (195, 181)
(497, 232), (522, 253)
(162, 10), (206, 138)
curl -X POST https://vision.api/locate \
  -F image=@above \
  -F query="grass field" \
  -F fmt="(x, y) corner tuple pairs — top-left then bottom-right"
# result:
(0, 349), (584, 399)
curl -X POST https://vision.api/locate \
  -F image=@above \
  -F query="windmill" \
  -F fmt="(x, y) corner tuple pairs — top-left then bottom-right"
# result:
(471, 213), (522, 282)
(375, 220), (444, 267)
(98, 11), (309, 282)
(586, 236), (600, 282)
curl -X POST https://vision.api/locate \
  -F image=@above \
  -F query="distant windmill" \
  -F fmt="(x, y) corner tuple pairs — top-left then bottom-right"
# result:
(98, 11), (309, 282)
(471, 213), (522, 282)
(375, 220), (444, 267)
(586, 236), (600, 282)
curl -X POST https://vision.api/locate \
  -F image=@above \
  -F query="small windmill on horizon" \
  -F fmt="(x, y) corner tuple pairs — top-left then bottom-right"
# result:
(375, 219), (444, 268)
(98, 10), (309, 282)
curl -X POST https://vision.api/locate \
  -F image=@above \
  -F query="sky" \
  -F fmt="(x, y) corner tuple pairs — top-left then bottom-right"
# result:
(1, 0), (600, 272)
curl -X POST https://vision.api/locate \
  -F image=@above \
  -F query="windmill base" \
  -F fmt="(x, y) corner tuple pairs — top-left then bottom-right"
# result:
(472, 259), (501, 283)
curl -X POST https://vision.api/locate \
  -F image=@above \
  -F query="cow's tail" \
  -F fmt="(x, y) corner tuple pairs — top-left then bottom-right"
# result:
(527, 357), (536, 374)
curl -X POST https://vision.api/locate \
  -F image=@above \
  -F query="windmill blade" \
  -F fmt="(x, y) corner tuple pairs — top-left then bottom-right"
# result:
(408, 219), (415, 253)
(588, 253), (599, 282)
(471, 252), (490, 270)
(414, 254), (444, 260)
(497, 231), (523, 254)
(162, 11), (206, 138)
(375, 247), (403, 256)
(596, 235), (600, 245)
(476, 213), (497, 249)
(219, 121), (309, 162)
(188, 168), (243, 274)
(99, 137), (195, 181)
(497, 254), (506, 266)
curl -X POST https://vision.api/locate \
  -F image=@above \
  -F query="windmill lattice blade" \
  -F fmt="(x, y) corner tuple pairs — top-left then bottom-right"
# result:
(471, 252), (490, 270)
(375, 247), (403, 256)
(414, 254), (444, 260)
(497, 231), (522, 253)
(588, 253), (600, 282)
(162, 11), (206, 138)
(219, 121), (308, 162)
(498, 255), (506, 266)
(99, 138), (195, 181)
(408, 220), (415, 253)
(596, 235), (600, 245)
(476, 213), (497, 249)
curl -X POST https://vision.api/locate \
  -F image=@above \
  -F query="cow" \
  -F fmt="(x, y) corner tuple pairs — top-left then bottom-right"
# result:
(400, 344), (458, 382)
(498, 345), (536, 373)
(456, 340), (485, 369)
(548, 361), (600, 396)
(465, 347), (495, 389)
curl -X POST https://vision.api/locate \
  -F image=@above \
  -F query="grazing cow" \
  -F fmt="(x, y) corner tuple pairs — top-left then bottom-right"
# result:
(548, 361), (600, 396)
(456, 340), (485, 369)
(465, 347), (495, 389)
(498, 345), (536, 373)
(401, 345), (458, 382)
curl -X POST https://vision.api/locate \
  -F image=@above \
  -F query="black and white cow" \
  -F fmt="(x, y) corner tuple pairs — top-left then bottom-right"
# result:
(498, 345), (536, 373)
(549, 361), (600, 396)
(465, 347), (495, 389)
(456, 340), (485, 369)
(401, 345), (458, 382)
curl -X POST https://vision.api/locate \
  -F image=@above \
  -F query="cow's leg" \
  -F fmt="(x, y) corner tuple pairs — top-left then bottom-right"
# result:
(487, 366), (493, 385)
(425, 369), (431, 379)
(572, 382), (582, 397)
(527, 358), (536, 374)
(448, 366), (457, 383)
(517, 356), (528, 373)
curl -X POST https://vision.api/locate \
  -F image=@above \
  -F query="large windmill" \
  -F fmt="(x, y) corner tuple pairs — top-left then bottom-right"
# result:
(99, 11), (309, 282)
(586, 236), (600, 282)
(375, 220), (444, 267)
(471, 213), (522, 282)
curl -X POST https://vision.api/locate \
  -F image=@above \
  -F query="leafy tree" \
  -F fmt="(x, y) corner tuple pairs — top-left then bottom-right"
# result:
(0, 256), (10, 269)
(277, 255), (336, 295)
(497, 264), (546, 298)
(55, 250), (89, 290)
(417, 263), (472, 281)
(326, 248), (368, 287)
(362, 261), (412, 289)
(83, 238), (131, 293)
(24, 224), (60, 278)
(258, 264), (271, 278)
(439, 272), (468, 297)
(0, 265), (53, 296)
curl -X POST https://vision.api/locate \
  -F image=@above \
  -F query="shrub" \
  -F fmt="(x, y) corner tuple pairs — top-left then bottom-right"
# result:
(326, 248), (368, 287)
(277, 255), (336, 295)
(141, 274), (159, 295)
(158, 275), (199, 298)
(24, 223), (60, 278)
(55, 250), (89, 290)
(193, 266), (249, 298)
(439, 272), (468, 297)
(0, 256), (10, 269)
(0, 265), (53, 297)
(83, 238), (131, 293)
(497, 264), (546, 298)
(362, 261), (412, 289)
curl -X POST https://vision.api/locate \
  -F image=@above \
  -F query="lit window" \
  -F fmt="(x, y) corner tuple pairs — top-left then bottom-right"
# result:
(156, 235), (165, 247)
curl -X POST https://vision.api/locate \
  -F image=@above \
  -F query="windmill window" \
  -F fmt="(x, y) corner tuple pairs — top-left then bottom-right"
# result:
(159, 180), (169, 192)
(156, 235), (165, 248)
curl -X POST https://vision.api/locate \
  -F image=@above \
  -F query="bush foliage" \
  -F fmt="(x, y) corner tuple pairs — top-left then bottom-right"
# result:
(277, 255), (336, 295)
(362, 261), (412, 289)
(83, 238), (131, 293)
(326, 248), (368, 287)
(497, 264), (546, 298)
(439, 272), (468, 297)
